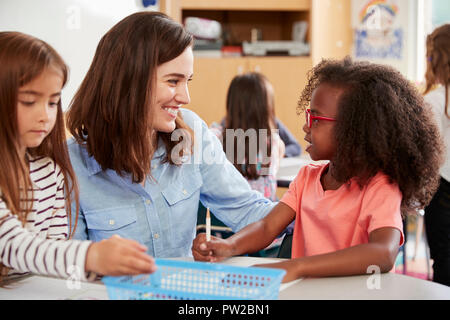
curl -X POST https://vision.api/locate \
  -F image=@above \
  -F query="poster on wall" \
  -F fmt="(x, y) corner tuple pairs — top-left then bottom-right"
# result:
(351, 0), (411, 76)
(353, 0), (402, 59)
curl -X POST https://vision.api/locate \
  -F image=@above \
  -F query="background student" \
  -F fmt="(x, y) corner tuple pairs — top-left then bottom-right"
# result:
(275, 118), (302, 157)
(0, 32), (156, 283)
(192, 57), (443, 283)
(66, 12), (276, 258)
(211, 72), (285, 201)
(423, 23), (450, 286)
(217, 77), (301, 158)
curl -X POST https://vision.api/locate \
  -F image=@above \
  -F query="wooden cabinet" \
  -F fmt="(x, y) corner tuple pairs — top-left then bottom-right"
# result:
(188, 57), (243, 126)
(160, 0), (352, 150)
(188, 56), (311, 146)
(247, 56), (312, 146)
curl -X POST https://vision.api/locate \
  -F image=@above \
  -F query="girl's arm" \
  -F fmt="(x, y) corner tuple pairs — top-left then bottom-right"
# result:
(0, 206), (156, 280)
(255, 227), (401, 282)
(192, 202), (296, 261)
(47, 170), (70, 239)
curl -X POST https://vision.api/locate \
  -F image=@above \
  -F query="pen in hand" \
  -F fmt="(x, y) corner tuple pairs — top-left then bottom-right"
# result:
(206, 207), (211, 242)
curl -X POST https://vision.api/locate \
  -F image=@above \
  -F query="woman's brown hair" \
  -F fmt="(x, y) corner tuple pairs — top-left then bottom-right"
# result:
(223, 72), (275, 180)
(424, 23), (450, 118)
(0, 32), (80, 277)
(66, 11), (194, 183)
(298, 57), (443, 216)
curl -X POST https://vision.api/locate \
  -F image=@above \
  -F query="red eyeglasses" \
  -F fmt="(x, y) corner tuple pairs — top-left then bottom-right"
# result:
(305, 108), (336, 128)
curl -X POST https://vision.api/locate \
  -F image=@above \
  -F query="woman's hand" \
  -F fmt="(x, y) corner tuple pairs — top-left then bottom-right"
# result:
(191, 233), (235, 262)
(85, 235), (157, 276)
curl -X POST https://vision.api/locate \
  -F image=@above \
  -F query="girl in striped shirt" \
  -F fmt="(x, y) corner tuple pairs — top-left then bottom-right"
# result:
(0, 32), (156, 283)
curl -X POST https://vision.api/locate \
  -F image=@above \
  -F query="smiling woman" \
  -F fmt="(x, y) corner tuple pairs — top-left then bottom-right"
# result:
(153, 50), (194, 134)
(67, 12), (195, 184)
(65, 11), (276, 258)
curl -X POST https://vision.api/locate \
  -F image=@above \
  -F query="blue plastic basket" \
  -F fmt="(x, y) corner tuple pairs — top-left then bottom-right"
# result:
(102, 259), (286, 300)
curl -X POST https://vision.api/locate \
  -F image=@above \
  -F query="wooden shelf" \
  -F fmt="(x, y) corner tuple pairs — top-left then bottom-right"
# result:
(193, 56), (311, 61)
(181, 0), (310, 11)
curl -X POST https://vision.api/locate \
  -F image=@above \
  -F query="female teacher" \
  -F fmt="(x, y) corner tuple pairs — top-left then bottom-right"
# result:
(66, 11), (275, 257)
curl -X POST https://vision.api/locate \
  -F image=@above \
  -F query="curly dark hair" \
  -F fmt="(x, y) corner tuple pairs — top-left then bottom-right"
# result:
(298, 57), (444, 215)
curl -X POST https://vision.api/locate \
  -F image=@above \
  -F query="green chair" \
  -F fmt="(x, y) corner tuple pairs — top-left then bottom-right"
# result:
(196, 202), (285, 258)
(196, 202), (234, 239)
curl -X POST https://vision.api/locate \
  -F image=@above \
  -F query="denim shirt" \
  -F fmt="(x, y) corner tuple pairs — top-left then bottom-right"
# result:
(68, 108), (276, 258)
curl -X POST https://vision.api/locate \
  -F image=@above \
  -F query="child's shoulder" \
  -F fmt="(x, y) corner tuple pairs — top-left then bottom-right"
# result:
(362, 171), (401, 196)
(297, 162), (328, 180)
(304, 162), (328, 172)
(424, 85), (446, 101)
(27, 155), (63, 186)
(369, 171), (396, 185)
(27, 154), (56, 169)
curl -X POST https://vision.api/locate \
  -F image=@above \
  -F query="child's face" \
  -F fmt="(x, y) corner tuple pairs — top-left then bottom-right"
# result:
(152, 46), (194, 133)
(17, 67), (62, 157)
(303, 83), (343, 161)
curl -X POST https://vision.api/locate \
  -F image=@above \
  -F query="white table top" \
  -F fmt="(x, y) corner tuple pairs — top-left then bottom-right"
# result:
(277, 155), (328, 185)
(1, 257), (449, 300)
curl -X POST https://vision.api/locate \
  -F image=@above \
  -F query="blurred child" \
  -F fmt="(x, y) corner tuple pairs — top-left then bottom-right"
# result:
(193, 57), (443, 282)
(211, 72), (285, 201)
(274, 118), (301, 157)
(0, 32), (156, 283)
(423, 24), (450, 286)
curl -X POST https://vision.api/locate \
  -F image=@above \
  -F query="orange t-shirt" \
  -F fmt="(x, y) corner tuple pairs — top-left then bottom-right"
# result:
(280, 163), (404, 259)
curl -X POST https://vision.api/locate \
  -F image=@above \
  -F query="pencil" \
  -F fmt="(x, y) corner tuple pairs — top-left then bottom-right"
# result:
(206, 207), (211, 242)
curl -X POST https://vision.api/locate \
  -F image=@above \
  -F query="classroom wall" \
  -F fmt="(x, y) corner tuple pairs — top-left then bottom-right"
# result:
(2, 0), (446, 110)
(351, 0), (418, 81)
(0, 0), (158, 110)
(432, 0), (450, 28)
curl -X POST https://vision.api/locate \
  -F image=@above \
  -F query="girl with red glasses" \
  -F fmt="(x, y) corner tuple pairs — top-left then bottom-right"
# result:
(192, 57), (443, 283)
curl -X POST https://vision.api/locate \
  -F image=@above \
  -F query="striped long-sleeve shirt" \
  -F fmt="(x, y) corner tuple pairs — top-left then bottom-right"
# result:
(0, 156), (92, 280)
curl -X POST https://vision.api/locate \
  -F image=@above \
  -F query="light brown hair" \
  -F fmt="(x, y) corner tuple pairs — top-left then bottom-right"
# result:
(223, 72), (275, 180)
(424, 23), (450, 118)
(0, 31), (79, 279)
(66, 12), (194, 183)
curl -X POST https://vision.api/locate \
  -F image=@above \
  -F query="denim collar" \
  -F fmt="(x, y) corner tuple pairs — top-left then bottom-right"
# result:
(83, 137), (166, 177)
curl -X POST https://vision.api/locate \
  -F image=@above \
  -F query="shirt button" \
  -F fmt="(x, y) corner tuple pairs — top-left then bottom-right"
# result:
(152, 164), (158, 169)
(146, 199), (151, 205)
(154, 233), (159, 239)
(109, 219), (115, 226)
(182, 189), (187, 195)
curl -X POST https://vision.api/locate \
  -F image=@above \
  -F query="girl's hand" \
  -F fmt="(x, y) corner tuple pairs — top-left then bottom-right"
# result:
(85, 235), (157, 276)
(191, 233), (235, 262)
(253, 260), (301, 283)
